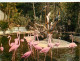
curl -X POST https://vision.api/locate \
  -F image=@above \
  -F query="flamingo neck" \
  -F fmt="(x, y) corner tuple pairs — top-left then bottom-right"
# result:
(18, 33), (20, 46)
(30, 45), (32, 52)
(9, 36), (11, 46)
(17, 32), (18, 38)
(48, 34), (52, 43)
(72, 37), (73, 43)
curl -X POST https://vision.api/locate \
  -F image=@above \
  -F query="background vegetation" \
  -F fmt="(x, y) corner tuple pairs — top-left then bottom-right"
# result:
(0, 2), (80, 33)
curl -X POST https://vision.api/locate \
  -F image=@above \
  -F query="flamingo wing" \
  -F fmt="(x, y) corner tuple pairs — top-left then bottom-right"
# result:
(9, 45), (19, 52)
(34, 45), (42, 50)
(40, 47), (50, 54)
(69, 42), (77, 48)
(22, 51), (32, 58)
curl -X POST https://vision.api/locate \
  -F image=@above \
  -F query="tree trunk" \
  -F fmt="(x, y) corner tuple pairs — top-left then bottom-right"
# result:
(33, 3), (36, 20)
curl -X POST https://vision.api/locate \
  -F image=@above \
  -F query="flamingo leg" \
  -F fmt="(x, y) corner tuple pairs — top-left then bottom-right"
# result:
(71, 48), (73, 53)
(51, 49), (52, 61)
(24, 58), (25, 61)
(37, 50), (39, 61)
(57, 46), (58, 56)
(12, 50), (15, 61)
(27, 59), (28, 61)
(12, 53), (14, 61)
(33, 48), (36, 60)
(14, 50), (16, 61)
(44, 54), (46, 61)
(35, 49), (37, 60)
(37, 36), (39, 41)
(38, 51), (40, 61)
(32, 48), (35, 60)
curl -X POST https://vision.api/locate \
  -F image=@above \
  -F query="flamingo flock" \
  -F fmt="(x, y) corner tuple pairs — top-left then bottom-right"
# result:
(0, 30), (77, 61)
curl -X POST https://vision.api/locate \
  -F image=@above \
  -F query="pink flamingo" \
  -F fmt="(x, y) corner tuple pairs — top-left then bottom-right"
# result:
(54, 37), (60, 47)
(54, 37), (61, 55)
(24, 33), (33, 43)
(40, 47), (51, 61)
(34, 30), (40, 41)
(40, 34), (52, 61)
(33, 44), (42, 61)
(7, 36), (15, 47)
(9, 33), (20, 52)
(24, 33), (34, 50)
(14, 32), (20, 45)
(69, 34), (77, 53)
(0, 43), (4, 52)
(9, 32), (20, 61)
(32, 30), (40, 46)
(48, 33), (54, 61)
(21, 41), (33, 61)
(48, 34), (52, 43)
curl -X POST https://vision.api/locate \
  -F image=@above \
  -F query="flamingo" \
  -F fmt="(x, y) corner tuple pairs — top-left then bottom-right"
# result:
(69, 34), (77, 53)
(40, 47), (51, 61)
(14, 32), (20, 45)
(39, 34), (52, 61)
(24, 32), (33, 43)
(9, 32), (20, 61)
(48, 33), (54, 61)
(54, 37), (61, 55)
(0, 43), (4, 52)
(54, 37), (60, 47)
(33, 44), (42, 61)
(21, 41), (33, 61)
(9, 32), (20, 52)
(32, 30), (40, 45)
(24, 32), (34, 50)
(7, 36), (15, 47)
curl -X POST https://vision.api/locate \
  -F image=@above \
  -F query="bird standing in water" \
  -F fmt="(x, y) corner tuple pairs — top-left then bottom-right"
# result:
(69, 34), (77, 53)
(48, 33), (54, 61)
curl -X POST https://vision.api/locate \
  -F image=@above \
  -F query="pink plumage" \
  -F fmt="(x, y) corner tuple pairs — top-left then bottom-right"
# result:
(69, 42), (77, 48)
(10, 43), (15, 47)
(21, 51), (32, 58)
(0, 43), (4, 51)
(33, 41), (39, 45)
(48, 43), (54, 48)
(69, 34), (77, 48)
(0, 47), (4, 51)
(40, 47), (50, 54)
(24, 36), (32, 43)
(14, 38), (19, 45)
(34, 45), (42, 50)
(54, 42), (60, 47)
(9, 45), (19, 52)
(21, 39), (24, 42)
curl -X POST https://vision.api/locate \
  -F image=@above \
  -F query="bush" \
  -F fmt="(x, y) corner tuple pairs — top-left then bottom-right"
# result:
(0, 21), (9, 35)
(0, 21), (9, 31)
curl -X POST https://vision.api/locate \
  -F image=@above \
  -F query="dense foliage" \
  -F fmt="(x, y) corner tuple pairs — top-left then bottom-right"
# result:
(0, 21), (8, 31)
(0, 2), (80, 32)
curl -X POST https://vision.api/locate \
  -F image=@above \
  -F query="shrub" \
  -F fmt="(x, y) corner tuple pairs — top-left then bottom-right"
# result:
(0, 21), (9, 35)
